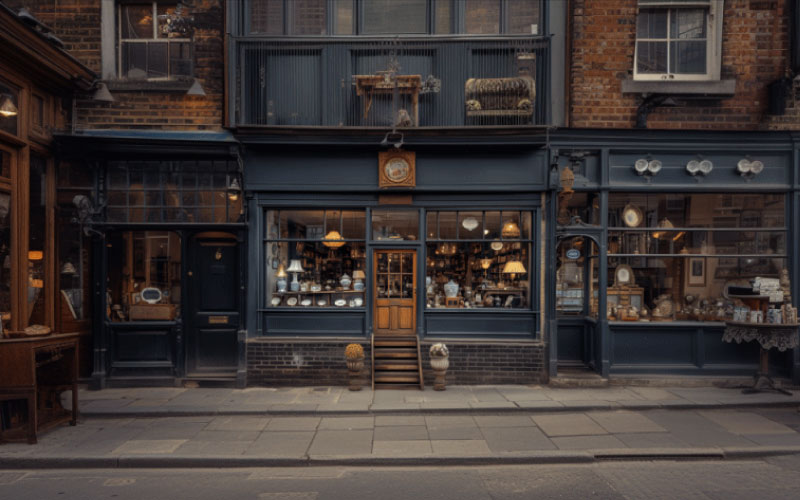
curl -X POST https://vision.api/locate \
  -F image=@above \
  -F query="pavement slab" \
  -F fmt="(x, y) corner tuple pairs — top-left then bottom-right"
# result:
(373, 426), (429, 441)
(429, 439), (492, 455)
(264, 417), (320, 431)
(551, 435), (628, 450)
(588, 410), (667, 434)
(375, 416), (426, 426)
(532, 413), (609, 437)
(479, 427), (556, 452)
(614, 432), (694, 449)
(372, 440), (432, 456)
(473, 415), (537, 428)
(204, 417), (271, 432)
(318, 417), (374, 430)
(111, 439), (186, 454)
(244, 432), (314, 457)
(699, 410), (798, 435)
(308, 430), (373, 456)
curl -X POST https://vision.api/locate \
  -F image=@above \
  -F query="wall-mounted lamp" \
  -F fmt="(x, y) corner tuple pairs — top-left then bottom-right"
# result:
(686, 159), (713, 176)
(227, 176), (241, 202)
(92, 82), (115, 102)
(737, 158), (764, 180)
(0, 94), (18, 117)
(634, 158), (662, 178)
(186, 78), (206, 96)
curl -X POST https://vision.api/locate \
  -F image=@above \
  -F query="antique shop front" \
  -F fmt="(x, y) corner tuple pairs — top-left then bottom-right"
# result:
(550, 130), (800, 384)
(56, 131), (247, 388)
(243, 138), (549, 386)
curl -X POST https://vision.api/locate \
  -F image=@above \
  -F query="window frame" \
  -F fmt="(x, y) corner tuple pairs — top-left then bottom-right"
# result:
(116, 0), (194, 80)
(633, 0), (723, 82)
(245, 0), (544, 36)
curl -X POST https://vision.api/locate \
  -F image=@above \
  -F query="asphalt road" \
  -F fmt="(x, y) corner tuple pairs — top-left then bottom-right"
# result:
(3, 456), (800, 500)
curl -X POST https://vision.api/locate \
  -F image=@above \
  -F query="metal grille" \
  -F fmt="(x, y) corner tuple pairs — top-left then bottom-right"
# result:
(235, 35), (550, 127)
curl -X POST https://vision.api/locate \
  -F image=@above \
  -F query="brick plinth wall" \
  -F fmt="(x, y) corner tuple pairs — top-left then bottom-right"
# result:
(246, 338), (545, 387)
(420, 341), (545, 386)
(247, 339), (373, 387)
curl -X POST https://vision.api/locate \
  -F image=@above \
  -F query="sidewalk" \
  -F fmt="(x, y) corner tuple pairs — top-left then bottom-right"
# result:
(1, 385), (800, 468)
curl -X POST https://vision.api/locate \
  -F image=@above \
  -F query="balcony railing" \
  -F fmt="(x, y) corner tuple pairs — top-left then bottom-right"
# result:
(231, 36), (550, 129)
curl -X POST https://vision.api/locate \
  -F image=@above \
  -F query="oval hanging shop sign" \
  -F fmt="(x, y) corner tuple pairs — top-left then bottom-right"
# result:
(566, 249), (581, 260)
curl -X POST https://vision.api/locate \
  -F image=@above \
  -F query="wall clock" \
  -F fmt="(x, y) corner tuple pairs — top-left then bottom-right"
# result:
(614, 264), (634, 287)
(378, 149), (416, 188)
(622, 204), (643, 227)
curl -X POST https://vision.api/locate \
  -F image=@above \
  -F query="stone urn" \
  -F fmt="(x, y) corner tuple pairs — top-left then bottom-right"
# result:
(429, 343), (450, 391)
(345, 343), (365, 391)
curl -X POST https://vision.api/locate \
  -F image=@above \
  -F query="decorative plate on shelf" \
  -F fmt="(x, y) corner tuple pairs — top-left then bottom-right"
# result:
(317, 299), (327, 307)
(622, 204), (643, 228)
(271, 297), (282, 306)
(286, 297), (298, 306)
(300, 299), (312, 307)
(614, 264), (634, 286)
(490, 241), (504, 251)
(334, 298), (347, 307)
(354, 297), (364, 307)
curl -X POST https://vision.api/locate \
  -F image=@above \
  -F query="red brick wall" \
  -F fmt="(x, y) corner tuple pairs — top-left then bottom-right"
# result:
(5, 0), (224, 131)
(570, 0), (792, 130)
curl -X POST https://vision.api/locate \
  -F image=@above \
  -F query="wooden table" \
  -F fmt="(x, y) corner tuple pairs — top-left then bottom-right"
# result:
(354, 74), (422, 126)
(0, 333), (79, 444)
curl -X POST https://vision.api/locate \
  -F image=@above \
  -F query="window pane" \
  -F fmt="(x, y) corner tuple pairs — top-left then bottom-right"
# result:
(59, 207), (89, 321)
(636, 41), (667, 73)
(107, 232), (181, 322)
(458, 211), (483, 239)
(334, 0), (354, 34)
(508, 0), (540, 35)
(437, 211), (457, 240)
(121, 4), (153, 39)
(281, 210), (325, 239)
(292, 0), (327, 35)
(426, 241), (530, 309)
(169, 42), (192, 77)
(0, 149), (10, 179)
(147, 42), (169, 78)
(0, 191), (10, 331)
(363, 0), (427, 34)
(0, 82), (18, 136)
(435, 0), (454, 34)
(484, 211), (501, 240)
(636, 9), (667, 39)
(342, 210), (366, 239)
(28, 155), (47, 326)
(465, 0), (500, 34)
(670, 9), (706, 39)
(670, 41), (706, 74)
(250, 0), (284, 34)
(157, 3), (178, 39)
(121, 42), (148, 77)
(371, 209), (419, 240)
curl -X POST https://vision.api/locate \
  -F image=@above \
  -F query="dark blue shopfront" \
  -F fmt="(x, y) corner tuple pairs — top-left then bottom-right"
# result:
(242, 138), (550, 385)
(549, 130), (800, 384)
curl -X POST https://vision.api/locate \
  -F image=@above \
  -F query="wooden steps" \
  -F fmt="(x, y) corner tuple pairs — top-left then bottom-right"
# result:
(372, 335), (423, 390)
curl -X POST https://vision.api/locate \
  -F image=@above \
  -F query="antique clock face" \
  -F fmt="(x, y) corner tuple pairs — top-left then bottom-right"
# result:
(384, 157), (410, 182)
(614, 264), (634, 286)
(622, 204), (643, 227)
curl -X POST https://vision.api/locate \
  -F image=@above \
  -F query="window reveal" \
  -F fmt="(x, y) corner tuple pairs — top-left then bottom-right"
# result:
(119, 1), (192, 79)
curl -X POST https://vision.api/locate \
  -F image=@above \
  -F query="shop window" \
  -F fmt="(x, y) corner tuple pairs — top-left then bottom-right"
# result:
(106, 231), (181, 322)
(57, 161), (93, 324)
(557, 192), (600, 226)
(118, 1), (193, 79)
(265, 210), (366, 308)
(0, 148), (10, 181)
(634, 0), (722, 81)
(250, 0), (328, 34)
(426, 210), (532, 309)
(27, 155), (47, 326)
(0, 80), (19, 136)
(363, 0), (427, 34)
(605, 193), (789, 322)
(105, 160), (242, 223)
(0, 191), (10, 332)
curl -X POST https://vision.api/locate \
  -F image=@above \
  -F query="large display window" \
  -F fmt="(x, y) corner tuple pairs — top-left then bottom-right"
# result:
(425, 210), (532, 309)
(265, 210), (366, 308)
(106, 231), (182, 322)
(605, 193), (789, 322)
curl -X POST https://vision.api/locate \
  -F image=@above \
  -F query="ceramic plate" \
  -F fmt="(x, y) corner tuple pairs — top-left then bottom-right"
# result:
(300, 299), (311, 306)
(317, 299), (327, 307)
(490, 241), (503, 251)
(271, 297), (281, 306)
(334, 299), (347, 307)
(354, 297), (364, 307)
(286, 297), (298, 306)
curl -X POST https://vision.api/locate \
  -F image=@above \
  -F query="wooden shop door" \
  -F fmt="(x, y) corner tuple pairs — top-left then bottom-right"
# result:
(373, 249), (416, 336)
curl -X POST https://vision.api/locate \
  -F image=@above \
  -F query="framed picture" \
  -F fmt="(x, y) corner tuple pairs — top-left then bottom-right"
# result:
(686, 258), (706, 286)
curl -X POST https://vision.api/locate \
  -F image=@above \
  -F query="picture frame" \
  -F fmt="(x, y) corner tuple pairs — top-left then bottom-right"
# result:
(686, 258), (706, 286)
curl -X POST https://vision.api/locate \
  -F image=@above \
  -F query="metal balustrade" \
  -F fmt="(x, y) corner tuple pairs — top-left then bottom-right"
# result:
(231, 36), (550, 128)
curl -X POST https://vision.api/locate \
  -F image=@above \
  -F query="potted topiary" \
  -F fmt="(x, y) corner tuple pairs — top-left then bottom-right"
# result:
(429, 343), (449, 391)
(344, 343), (365, 391)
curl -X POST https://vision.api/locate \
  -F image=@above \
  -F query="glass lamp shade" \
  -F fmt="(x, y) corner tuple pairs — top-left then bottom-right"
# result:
(501, 221), (521, 238)
(0, 95), (18, 117)
(353, 270), (366, 280)
(61, 262), (78, 275)
(651, 218), (674, 240)
(287, 259), (305, 273)
(502, 261), (527, 275)
(323, 230), (345, 248)
(28, 250), (43, 261)
(480, 258), (493, 270)
(276, 263), (288, 278)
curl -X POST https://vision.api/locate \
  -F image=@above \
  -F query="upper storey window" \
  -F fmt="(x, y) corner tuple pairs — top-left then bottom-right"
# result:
(118, 1), (193, 79)
(634, 0), (722, 81)
(247, 0), (541, 36)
